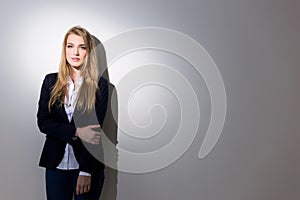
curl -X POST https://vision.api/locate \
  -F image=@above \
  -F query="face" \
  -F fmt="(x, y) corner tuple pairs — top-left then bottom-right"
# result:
(65, 34), (87, 68)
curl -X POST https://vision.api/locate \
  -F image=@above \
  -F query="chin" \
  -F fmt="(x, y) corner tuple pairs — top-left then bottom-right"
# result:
(71, 62), (83, 67)
(71, 64), (82, 69)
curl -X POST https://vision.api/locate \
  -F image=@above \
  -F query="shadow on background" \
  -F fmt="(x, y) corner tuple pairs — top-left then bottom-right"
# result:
(93, 36), (119, 200)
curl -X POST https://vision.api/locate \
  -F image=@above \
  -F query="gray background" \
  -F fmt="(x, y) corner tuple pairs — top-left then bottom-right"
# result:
(0, 0), (299, 199)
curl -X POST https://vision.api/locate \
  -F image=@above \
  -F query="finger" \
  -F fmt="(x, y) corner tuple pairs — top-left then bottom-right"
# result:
(90, 140), (98, 144)
(94, 136), (101, 141)
(91, 133), (101, 139)
(79, 184), (84, 195)
(93, 132), (101, 136)
(94, 135), (101, 140)
(85, 183), (90, 193)
(89, 124), (101, 128)
(76, 184), (80, 195)
(83, 184), (88, 193)
(93, 140), (100, 144)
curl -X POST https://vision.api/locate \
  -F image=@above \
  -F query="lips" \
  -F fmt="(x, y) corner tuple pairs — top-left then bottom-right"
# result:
(71, 58), (80, 62)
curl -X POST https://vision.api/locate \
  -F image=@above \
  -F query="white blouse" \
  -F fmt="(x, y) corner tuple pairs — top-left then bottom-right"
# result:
(56, 76), (90, 176)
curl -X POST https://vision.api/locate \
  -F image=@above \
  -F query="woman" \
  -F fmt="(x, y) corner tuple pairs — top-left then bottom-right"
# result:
(37, 26), (108, 200)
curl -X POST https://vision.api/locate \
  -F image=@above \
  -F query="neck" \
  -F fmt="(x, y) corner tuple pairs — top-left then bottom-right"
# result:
(71, 67), (81, 83)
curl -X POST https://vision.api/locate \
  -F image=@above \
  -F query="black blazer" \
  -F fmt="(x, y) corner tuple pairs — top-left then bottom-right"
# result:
(37, 73), (108, 174)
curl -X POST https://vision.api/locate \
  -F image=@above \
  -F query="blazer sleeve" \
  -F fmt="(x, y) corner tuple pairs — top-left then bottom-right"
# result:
(37, 73), (77, 145)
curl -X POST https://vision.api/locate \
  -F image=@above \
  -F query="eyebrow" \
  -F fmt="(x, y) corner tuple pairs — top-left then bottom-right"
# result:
(66, 42), (86, 46)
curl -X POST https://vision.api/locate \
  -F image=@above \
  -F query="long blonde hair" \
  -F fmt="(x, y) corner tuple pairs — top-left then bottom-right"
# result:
(48, 26), (99, 112)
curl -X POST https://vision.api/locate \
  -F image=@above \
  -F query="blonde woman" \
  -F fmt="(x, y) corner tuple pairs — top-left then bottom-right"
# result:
(37, 26), (108, 200)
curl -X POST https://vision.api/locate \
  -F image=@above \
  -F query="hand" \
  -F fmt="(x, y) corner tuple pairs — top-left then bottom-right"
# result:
(76, 125), (101, 144)
(76, 175), (91, 195)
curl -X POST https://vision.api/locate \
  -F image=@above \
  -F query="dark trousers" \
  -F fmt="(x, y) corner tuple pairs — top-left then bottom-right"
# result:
(45, 168), (104, 200)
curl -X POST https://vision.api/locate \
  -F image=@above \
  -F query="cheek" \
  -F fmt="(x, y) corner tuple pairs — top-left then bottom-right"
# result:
(81, 51), (87, 59)
(65, 49), (72, 58)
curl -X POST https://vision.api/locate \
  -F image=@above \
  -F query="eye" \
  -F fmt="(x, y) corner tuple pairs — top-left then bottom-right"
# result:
(80, 46), (86, 50)
(67, 45), (73, 48)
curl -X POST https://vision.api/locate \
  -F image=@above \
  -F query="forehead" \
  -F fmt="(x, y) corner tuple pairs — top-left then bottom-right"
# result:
(67, 34), (85, 44)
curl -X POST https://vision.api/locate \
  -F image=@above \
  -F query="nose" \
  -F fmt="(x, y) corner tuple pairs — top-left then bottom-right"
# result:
(73, 47), (79, 55)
